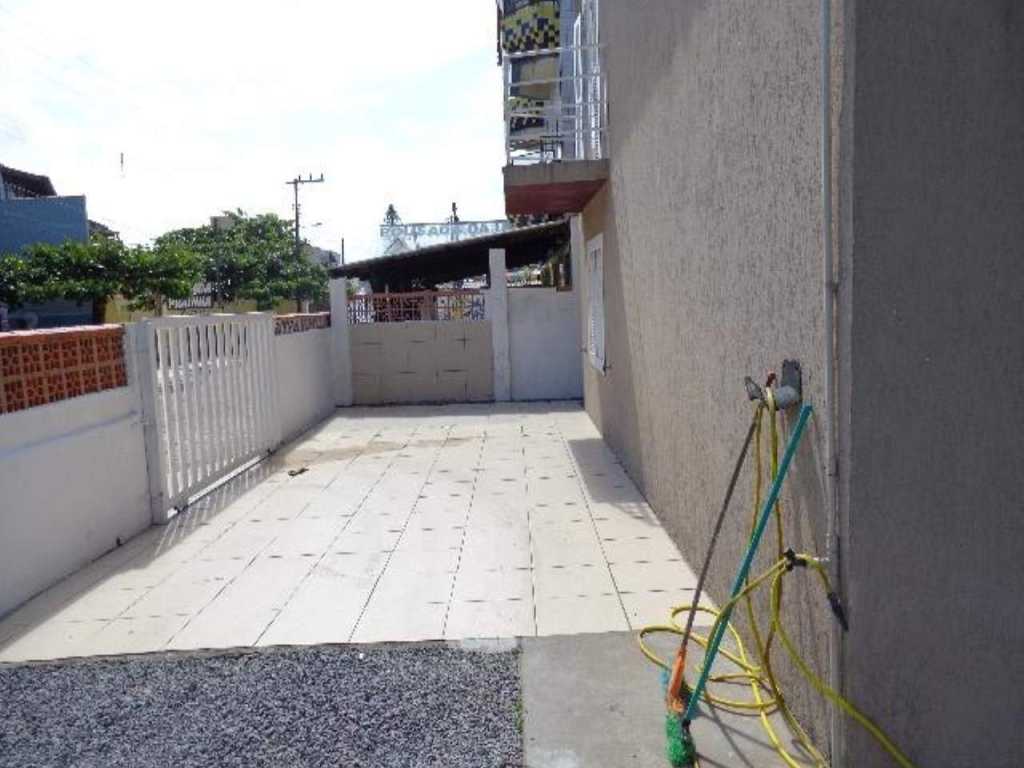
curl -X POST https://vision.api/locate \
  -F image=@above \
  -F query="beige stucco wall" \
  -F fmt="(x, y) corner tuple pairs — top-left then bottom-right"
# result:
(839, 3), (1024, 766)
(577, 2), (1024, 766)
(350, 321), (494, 405)
(578, 0), (836, 754)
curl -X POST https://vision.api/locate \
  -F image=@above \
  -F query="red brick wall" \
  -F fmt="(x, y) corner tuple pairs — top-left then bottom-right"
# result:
(0, 325), (128, 415)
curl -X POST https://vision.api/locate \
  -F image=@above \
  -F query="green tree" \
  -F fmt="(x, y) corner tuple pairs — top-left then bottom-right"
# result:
(155, 214), (264, 307)
(121, 243), (203, 314)
(0, 252), (29, 309)
(157, 211), (327, 311)
(14, 235), (127, 323)
(0, 234), (202, 323)
(272, 250), (329, 310)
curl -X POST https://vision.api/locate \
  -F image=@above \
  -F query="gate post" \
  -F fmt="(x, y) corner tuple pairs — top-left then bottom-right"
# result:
(329, 278), (353, 406)
(128, 321), (173, 525)
(262, 312), (283, 451)
(488, 248), (511, 402)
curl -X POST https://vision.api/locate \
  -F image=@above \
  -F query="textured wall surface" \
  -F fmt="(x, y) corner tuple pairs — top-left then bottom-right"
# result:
(509, 287), (582, 401)
(841, 3), (1024, 765)
(579, 1), (1022, 765)
(580, 0), (835, 749)
(350, 321), (494, 405)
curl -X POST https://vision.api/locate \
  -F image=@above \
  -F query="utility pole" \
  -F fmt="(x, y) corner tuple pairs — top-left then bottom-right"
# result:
(341, 237), (346, 266)
(285, 173), (325, 257)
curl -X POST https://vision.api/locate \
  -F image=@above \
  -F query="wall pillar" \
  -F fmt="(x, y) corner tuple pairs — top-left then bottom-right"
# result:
(329, 278), (353, 407)
(488, 248), (511, 402)
(569, 214), (586, 362)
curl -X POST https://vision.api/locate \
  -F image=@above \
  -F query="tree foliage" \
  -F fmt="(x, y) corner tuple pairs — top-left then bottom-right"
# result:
(0, 252), (28, 308)
(0, 210), (328, 322)
(121, 243), (204, 312)
(156, 211), (327, 310)
(0, 234), (202, 322)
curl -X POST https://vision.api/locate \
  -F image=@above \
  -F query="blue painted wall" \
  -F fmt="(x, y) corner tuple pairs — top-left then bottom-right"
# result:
(0, 196), (89, 253)
(0, 196), (93, 328)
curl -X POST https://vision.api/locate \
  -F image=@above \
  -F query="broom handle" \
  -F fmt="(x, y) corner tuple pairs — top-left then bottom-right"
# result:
(678, 414), (759, 657)
(682, 404), (813, 724)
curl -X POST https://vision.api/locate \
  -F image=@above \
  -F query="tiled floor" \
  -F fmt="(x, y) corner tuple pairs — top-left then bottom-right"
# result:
(0, 402), (714, 662)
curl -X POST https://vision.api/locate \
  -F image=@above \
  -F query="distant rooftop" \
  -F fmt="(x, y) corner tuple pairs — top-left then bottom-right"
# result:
(0, 164), (57, 198)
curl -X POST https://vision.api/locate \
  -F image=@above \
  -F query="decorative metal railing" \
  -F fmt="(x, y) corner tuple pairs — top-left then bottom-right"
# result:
(347, 291), (486, 324)
(274, 312), (331, 336)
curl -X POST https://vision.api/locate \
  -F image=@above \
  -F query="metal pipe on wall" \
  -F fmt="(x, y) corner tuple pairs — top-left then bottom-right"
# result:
(820, 0), (845, 765)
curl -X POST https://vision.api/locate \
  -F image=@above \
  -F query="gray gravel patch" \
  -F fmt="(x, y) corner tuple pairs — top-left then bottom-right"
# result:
(0, 643), (523, 768)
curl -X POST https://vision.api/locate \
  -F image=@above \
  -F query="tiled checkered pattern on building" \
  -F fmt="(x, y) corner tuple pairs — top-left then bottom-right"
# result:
(0, 325), (127, 415)
(501, 0), (560, 53)
(273, 313), (331, 336)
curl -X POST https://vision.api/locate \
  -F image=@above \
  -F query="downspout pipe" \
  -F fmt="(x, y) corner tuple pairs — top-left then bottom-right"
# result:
(820, 0), (845, 766)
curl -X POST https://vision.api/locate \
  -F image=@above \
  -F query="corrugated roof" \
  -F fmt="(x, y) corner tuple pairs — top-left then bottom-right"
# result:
(331, 219), (569, 289)
(0, 164), (57, 197)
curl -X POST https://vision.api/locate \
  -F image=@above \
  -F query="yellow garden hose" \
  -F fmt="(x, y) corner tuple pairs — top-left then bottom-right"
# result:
(638, 393), (918, 768)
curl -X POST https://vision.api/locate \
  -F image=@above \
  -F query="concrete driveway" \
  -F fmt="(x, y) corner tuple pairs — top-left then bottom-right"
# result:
(0, 402), (708, 662)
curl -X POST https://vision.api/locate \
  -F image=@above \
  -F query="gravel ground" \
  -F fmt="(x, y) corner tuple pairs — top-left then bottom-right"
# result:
(0, 643), (523, 768)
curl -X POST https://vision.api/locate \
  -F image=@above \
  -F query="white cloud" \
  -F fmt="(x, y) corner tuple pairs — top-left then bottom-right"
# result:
(0, 0), (506, 261)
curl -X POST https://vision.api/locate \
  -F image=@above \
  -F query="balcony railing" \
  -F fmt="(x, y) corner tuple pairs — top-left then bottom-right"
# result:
(499, 0), (602, 165)
(503, 42), (607, 166)
(348, 291), (486, 324)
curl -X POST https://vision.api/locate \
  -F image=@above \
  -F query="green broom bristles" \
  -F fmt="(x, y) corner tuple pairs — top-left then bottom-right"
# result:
(661, 670), (696, 766)
(665, 713), (695, 766)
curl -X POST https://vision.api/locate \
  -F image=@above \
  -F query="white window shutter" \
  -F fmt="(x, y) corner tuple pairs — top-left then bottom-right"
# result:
(587, 234), (605, 372)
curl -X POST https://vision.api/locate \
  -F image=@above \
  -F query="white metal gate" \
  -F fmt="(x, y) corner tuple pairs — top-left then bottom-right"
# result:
(134, 314), (279, 521)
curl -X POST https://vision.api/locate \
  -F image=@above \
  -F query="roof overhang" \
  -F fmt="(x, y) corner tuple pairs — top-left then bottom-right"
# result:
(503, 159), (609, 216)
(330, 219), (569, 289)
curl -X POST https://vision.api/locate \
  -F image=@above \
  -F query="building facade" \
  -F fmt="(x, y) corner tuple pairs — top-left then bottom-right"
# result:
(497, 2), (1024, 766)
(0, 164), (92, 329)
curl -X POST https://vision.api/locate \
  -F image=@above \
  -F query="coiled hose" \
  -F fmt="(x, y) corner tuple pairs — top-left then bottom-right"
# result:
(638, 397), (917, 768)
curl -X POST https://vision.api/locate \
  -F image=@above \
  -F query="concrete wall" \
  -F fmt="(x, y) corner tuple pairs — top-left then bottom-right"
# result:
(839, 3), (1024, 765)
(350, 321), (494, 405)
(509, 287), (582, 400)
(0, 386), (150, 617)
(274, 328), (335, 443)
(579, 0), (835, 749)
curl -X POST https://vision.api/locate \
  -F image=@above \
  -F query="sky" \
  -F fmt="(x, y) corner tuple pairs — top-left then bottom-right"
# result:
(0, 0), (506, 263)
